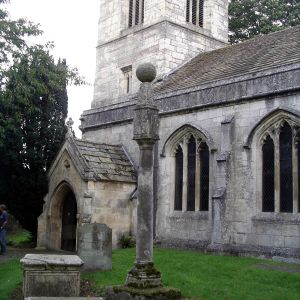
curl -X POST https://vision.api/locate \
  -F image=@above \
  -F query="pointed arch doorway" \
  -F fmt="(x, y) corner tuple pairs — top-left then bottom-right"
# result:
(49, 183), (78, 252)
(61, 190), (77, 251)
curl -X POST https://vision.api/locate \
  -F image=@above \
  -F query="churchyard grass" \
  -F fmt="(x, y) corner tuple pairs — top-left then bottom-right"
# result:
(0, 259), (22, 300)
(83, 248), (300, 299)
(1, 248), (300, 299)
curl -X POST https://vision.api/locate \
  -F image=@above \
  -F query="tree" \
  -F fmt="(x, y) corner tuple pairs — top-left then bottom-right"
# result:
(0, 1), (83, 234)
(229, 0), (300, 43)
(0, 0), (41, 75)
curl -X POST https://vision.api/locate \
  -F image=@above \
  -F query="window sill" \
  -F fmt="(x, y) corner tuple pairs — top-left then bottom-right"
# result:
(170, 211), (209, 221)
(252, 213), (300, 225)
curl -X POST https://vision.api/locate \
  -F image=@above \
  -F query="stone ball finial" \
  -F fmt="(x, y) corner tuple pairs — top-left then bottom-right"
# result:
(136, 63), (157, 83)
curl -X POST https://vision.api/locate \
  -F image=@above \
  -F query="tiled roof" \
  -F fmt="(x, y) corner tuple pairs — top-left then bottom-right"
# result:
(155, 25), (300, 94)
(73, 139), (136, 183)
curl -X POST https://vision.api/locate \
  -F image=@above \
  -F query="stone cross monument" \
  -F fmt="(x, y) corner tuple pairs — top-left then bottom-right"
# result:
(106, 63), (181, 299)
(126, 63), (161, 288)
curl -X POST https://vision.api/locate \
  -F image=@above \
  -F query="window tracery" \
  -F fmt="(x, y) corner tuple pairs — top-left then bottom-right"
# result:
(174, 145), (183, 211)
(260, 119), (300, 213)
(262, 135), (274, 212)
(173, 133), (210, 212)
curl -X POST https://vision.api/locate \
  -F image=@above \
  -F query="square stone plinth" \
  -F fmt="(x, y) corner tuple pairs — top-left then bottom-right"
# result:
(21, 254), (84, 298)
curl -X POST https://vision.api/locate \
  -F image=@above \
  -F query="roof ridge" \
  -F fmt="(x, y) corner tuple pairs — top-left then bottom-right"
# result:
(74, 138), (122, 148)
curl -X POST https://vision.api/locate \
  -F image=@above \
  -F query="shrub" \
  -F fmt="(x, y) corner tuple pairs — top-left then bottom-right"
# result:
(7, 230), (33, 247)
(119, 234), (136, 249)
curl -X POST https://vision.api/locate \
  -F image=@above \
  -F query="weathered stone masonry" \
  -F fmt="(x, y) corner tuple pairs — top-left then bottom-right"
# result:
(37, 135), (137, 250)
(93, 0), (228, 108)
(38, 0), (300, 259)
(81, 26), (300, 257)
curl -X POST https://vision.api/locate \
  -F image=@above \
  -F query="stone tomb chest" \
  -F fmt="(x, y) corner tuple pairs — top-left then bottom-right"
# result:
(21, 254), (83, 298)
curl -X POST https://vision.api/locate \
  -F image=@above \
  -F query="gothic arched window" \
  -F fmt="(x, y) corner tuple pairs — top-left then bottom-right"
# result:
(262, 135), (275, 212)
(280, 122), (293, 212)
(200, 142), (209, 211)
(186, 0), (204, 27)
(173, 133), (210, 212)
(129, 0), (145, 27)
(174, 146), (183, 211)
(259, 119), (300, 214)
(187, 136), (196, 211)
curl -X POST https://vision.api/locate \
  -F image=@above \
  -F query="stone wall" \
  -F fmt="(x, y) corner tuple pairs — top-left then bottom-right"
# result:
(92, 0), (228, 108)
(155, 94), (300, 253)
(97, 0), (228, 44)
(93, 21), (225, 108)
(83, 85), (300, 257)
(89, 181), (136, 248)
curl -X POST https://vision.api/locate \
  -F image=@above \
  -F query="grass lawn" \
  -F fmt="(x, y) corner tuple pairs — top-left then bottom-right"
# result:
(1, 248), (300, 299)
(83, 248), (300, 300)
(0, 260), (22, 300)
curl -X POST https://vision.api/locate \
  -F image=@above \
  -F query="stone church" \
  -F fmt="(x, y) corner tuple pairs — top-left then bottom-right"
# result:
(37, 0), (300, 258)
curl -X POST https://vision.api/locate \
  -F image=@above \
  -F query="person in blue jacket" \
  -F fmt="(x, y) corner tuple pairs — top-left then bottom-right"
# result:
(0, 204), (8, 255)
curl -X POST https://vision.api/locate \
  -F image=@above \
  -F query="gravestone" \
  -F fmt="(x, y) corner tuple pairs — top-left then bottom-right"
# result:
(7, 214), (22, 233)
(78, 223), (112, 270)
(21, 254), (83, 298)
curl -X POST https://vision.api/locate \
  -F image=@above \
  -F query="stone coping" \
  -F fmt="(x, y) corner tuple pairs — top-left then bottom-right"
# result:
(81, 67), (300, 131)
(21, 254), (84, 266)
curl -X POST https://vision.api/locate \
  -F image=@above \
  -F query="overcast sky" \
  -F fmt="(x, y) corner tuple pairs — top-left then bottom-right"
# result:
(6, 0), (100, 137)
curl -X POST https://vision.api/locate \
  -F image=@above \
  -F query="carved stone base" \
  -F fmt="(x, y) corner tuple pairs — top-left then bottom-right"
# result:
(106, 285), (182, 300)
(126, 263), (162, 288)
(106, 262), (181, 299)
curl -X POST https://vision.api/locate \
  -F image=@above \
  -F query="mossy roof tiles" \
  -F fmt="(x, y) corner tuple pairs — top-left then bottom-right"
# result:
(155, 26), (300, 94)
(73, 139), (136, 183)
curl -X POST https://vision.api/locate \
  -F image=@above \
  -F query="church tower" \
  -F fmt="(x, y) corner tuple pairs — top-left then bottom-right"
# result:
(92, 0), (228, 108)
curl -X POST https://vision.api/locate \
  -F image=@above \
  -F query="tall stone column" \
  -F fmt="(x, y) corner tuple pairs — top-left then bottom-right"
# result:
(126, 63), (161, 288)
(107, 63), (181, 300)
